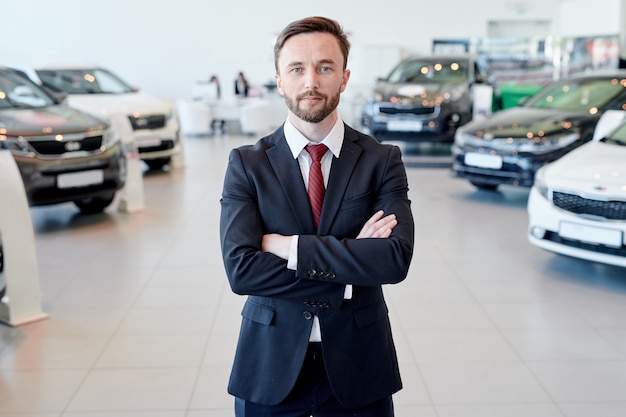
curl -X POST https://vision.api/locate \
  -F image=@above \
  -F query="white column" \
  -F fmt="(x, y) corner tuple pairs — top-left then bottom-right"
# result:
(0, 151), (48, 326)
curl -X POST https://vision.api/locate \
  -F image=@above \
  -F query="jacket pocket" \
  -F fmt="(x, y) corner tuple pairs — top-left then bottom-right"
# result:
(354, 301), (389, 328)
(241, 301), (276, 326)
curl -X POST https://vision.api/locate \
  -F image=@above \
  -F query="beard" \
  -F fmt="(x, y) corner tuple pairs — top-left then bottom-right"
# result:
(283, 89), (340, 123)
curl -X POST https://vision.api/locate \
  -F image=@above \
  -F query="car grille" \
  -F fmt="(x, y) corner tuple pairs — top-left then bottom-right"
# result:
(128, 114), (166, 130)
(378, 105), (435, 116)
(27, 135), (103, 155)
(553, 191), (626, 220)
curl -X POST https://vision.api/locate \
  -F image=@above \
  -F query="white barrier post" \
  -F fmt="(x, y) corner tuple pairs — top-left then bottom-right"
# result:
(472, 84), (494, 121)
(109, 114), (146, 213)
(0, 150), (48, 326)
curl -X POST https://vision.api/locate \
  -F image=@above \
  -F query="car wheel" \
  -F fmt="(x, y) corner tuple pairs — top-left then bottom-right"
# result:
(470, 180), (498, 191)
(145, 157), (170, 171)
(73, 194), (115, 214)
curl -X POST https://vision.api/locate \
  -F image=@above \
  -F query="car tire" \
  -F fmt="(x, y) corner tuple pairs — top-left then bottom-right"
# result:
(73, 194), (115, 214)
(145, 157), (170, 171)
(470, 180), (498, 191)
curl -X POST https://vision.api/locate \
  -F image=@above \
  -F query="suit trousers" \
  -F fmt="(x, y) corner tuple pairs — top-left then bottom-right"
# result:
(234, 343), (395, 417)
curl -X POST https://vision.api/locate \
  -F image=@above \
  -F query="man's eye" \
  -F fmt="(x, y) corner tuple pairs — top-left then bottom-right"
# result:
(292, 68), (302, 73)
(320, 67), (331, 73)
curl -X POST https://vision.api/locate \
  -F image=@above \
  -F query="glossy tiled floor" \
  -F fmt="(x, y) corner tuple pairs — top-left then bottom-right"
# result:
(1, 133), (626, 417)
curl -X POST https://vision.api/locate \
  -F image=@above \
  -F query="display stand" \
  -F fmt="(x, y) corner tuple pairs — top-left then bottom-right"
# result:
(0, 151), (48, 326)
(472, 84), (493, 121)
(109, 114), (146, 213)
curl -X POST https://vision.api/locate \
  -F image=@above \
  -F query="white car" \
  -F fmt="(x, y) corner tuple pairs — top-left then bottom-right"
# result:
(527, 119), (626, 268)
(14, 65), (181, 170)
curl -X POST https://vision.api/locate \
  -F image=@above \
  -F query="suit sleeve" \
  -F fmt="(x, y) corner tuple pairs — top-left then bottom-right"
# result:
(220, 148), (346, 304)
(297, 145), (414, 287)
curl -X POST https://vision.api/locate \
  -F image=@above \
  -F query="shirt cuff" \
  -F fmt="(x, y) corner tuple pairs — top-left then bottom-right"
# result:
(287, 235), (298, 270)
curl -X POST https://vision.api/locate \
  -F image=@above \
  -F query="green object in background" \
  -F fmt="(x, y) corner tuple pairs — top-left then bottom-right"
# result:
(498, 84), (544, 109)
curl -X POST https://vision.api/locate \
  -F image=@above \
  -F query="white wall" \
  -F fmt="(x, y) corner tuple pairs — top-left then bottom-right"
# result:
(0, 0), (622, 100)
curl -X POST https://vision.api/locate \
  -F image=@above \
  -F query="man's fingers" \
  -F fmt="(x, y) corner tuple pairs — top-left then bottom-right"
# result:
(357, 212), (397, 239)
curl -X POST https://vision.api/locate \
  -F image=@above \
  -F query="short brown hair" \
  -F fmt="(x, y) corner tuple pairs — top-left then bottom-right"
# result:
(274, 16), (351, 72)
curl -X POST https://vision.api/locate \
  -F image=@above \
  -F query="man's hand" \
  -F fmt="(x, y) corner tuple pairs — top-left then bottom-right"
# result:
(262, 233), (293, 260)
(356, 210), (397, 239)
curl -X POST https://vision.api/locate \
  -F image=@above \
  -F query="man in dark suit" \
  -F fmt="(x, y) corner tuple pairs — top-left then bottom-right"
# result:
(220, 16), (414, 417)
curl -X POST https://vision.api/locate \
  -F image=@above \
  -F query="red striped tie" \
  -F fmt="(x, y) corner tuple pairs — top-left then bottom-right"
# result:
(305, 144), (328, 230)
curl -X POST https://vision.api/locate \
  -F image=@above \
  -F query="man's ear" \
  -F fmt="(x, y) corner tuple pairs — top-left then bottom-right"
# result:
(275, 73), (284, 96)
(339, 69), (351, 93)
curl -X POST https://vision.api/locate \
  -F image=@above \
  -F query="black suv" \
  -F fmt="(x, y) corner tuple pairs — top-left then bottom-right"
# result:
(361, 55), (492, 142)
(451, 70), (626, 190)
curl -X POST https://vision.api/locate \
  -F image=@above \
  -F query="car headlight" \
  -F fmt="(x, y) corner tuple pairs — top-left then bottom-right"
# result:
(0, 135), (34, 156)
(533, 166), (550, 199)
(518, 132), (580, 153)
(101, 127), (121, 147)
(454, 130), (477, 147)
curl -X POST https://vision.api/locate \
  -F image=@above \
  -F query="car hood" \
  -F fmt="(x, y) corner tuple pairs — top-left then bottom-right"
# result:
(0, 105), (107, 136)
(374, 81), (466, 102)
(542, 141), (626, 197)
(460, 107), (595, 138)
(66, 92), (172, 119)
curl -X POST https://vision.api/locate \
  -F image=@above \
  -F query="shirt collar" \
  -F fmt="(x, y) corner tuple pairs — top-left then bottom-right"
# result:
(284, 118), (344, 159)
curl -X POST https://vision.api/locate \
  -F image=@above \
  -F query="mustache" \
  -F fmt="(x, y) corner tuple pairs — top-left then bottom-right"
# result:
(297, 92), (325, 100)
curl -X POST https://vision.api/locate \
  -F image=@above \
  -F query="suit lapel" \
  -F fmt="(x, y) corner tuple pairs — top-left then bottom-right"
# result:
(266, 132), (317, 233)
(318, 126), (362, 235)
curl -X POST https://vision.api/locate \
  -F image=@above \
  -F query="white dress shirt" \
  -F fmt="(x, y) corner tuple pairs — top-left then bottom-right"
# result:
(283, 118), (352, 341)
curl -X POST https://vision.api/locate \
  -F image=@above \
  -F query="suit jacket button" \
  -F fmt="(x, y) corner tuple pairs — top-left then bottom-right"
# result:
(303, 311), (313, 320)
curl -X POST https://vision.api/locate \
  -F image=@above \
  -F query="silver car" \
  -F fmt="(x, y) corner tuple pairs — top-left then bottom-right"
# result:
(0, 67), (126, 213)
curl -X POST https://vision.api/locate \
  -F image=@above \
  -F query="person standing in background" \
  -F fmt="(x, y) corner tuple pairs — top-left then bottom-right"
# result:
(220, 16), (414, 417)
(234, 71), (249, 97)
(209, 75), (221, 100)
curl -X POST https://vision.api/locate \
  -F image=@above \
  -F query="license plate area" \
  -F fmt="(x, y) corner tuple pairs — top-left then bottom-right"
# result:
(465, 152), (503, 169)
(387, 120), (423, 132)
(57, 170), (104, 189)
(559, 221), (623, 247)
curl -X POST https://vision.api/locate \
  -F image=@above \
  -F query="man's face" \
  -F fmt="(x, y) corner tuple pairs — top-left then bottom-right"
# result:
(275, 32), (350, 123)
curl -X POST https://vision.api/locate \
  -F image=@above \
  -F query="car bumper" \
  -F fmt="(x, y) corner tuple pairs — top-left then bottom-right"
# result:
(527, 186), (626, 268)
(450, 145), (547, 187)
(14, 142), (126, 207)
(133, 124), (181, 161)
(361, 103), (470, 143)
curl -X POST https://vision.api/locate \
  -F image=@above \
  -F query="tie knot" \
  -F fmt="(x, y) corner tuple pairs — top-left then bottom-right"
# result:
(305, 144), (328, 162)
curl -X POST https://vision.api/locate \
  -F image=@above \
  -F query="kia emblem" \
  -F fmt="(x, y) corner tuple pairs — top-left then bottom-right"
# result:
(64, 141), (81, 151)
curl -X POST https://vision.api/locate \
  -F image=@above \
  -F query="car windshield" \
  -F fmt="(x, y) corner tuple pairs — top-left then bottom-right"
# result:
(386, 58), (469, 83)
(36, 68), (134, 94)
(601, 121), (626, 146)
(524, 77), (626, 111)
(0, 71), (56, 109)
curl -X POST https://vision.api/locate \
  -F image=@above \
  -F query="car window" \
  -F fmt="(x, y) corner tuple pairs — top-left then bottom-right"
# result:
(0, 71), (55, 109)
(526, 77), (626, 111)
(387, 59), (469, 83)
(36, 68), (134, 94)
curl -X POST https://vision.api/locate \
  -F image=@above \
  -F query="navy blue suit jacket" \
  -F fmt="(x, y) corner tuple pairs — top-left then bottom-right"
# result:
(220, 123), (414, 407)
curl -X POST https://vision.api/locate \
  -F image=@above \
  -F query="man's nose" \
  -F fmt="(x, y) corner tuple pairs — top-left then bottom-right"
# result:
(304, 72), (319, 90)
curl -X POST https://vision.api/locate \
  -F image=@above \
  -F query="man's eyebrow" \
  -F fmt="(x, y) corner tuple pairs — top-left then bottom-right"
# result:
(286, 58), (338, 67)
